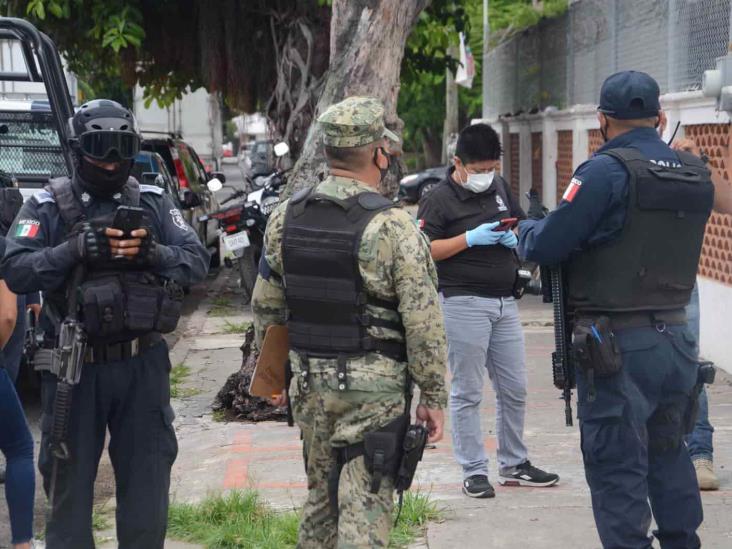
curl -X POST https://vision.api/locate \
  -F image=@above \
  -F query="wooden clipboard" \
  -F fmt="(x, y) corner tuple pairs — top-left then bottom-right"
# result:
(249, 325), (289, 398)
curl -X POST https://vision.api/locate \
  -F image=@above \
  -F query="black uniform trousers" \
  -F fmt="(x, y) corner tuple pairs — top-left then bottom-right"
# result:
(577, 324), (703, 549)
(39, 340), (177, 549)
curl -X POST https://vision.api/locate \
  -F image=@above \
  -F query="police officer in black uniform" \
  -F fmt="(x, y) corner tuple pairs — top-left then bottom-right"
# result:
(1, 99), (210, 549)
(519, 71), (713, 548)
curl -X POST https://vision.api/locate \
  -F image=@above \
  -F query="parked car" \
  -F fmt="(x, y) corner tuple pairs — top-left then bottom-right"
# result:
(398, 165), (447, 203)
(140, 131), (224, 265)
(132, 150), (224, 268)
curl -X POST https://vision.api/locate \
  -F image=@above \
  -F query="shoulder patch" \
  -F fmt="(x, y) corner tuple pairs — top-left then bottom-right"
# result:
(139, 184), (164, 195)
(169, 208), (189, 231)
(33, 190), (55, 204)
(562, 177), (583, 203)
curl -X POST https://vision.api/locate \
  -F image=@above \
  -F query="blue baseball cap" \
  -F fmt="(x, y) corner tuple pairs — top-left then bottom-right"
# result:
(598, 71), (661, 120)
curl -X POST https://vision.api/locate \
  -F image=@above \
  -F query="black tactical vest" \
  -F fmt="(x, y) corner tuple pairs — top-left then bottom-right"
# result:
(567, 148), (714, 313)
(282, 187), (407, 362)
(45, 177), (181, 342)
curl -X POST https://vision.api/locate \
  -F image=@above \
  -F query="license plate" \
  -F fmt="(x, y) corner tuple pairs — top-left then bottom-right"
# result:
(224, 231), (250, 253)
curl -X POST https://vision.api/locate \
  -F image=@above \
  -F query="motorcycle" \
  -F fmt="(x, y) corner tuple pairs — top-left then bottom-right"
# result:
(202, 142), (289, 302)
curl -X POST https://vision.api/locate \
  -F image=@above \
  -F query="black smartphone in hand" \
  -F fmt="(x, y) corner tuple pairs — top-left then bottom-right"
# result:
(112, 205), (144, 236)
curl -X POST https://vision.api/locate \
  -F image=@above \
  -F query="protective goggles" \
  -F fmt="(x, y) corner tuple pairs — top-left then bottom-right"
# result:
(77, 130), (140, 161)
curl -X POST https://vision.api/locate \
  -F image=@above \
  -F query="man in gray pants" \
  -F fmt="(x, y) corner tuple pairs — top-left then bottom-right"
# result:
(417, 124), (558, 498)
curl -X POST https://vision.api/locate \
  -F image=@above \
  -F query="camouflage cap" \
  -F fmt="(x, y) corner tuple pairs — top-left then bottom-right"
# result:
(318, 96), (401, 148)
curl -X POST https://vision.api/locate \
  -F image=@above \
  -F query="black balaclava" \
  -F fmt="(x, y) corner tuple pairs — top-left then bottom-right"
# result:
(75, 154), (132, 198)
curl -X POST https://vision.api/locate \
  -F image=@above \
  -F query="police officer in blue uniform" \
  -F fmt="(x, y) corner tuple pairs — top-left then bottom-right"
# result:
(1, 99), (210, 549)
(519, 71), (713, 548)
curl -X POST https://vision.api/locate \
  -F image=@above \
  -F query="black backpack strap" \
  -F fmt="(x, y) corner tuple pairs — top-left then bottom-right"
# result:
(45, 177), (86, 229)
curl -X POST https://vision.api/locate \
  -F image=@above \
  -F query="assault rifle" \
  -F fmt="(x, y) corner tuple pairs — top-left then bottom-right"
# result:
(541, 265), (575, 426)
(48, 264), (87, 505)
(22, 307), (38, 368)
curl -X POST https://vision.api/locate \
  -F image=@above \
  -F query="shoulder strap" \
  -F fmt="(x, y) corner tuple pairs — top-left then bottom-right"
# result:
(674, 150), (708, 169)
(290, 186), (316, 218)
(121, 177), (140, 206)
(599, 147), (647, 165)
(45, 177), (86, 229)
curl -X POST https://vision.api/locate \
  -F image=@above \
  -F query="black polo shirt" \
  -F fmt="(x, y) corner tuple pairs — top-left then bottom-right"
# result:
(417, 168), (526, 298)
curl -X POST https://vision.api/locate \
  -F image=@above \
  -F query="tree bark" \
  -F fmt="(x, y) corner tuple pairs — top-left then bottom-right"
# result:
(286, 0), (430, 198)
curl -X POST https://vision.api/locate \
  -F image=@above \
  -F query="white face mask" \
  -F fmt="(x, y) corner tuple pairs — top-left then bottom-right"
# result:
(460, 170), (495, 193)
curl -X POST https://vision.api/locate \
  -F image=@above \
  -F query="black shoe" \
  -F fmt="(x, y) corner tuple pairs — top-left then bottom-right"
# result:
(462, 474), (495, 498)
(499, 460), (559, 487)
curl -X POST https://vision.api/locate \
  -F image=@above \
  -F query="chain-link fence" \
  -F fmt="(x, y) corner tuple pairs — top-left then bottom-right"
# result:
(484, 0), (732, 119)
(0, 110), (68, 181)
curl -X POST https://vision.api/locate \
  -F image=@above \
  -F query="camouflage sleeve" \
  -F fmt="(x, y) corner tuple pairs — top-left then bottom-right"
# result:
(386, 209), (448, 409)
(251, 202), (288, 349)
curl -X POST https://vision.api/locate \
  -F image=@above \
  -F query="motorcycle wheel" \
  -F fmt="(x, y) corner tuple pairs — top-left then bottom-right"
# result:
(238, 245), (259, 304)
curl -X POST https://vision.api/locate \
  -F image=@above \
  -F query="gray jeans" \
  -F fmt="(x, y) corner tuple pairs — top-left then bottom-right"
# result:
(441, 295), (528, 479)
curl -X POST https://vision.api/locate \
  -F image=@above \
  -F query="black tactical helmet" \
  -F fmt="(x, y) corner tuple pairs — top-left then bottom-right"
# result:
(69, 99), (140, 161)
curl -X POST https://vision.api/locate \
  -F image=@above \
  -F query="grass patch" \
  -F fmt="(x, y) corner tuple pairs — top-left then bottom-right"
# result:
(209, 296), (235, 317)
(212, 409), (228, 422)
(168, 491), (299, 549)
(170, 363), (201, 399)
(222, 320), (251, 334)
(390, 491), (442, 547)
(167, 490), (440, 549)
(92, 509), (111, 531)
(212, 296), (232, 308)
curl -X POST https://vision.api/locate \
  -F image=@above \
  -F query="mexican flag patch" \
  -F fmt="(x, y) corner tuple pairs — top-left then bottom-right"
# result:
(15, 219), (40, 238)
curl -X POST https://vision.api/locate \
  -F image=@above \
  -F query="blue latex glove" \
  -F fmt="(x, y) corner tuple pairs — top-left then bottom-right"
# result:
(499, 230), (518, 249)
(465, 222), (502, 247)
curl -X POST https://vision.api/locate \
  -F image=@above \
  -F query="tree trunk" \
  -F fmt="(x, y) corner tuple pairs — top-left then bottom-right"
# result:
(286, 0), (430, 198)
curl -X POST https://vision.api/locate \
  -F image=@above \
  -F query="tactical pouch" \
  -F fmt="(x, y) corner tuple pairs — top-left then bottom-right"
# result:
(363, 414), (409, 493)
(573, 316), (622, 402)
(80, 272), (182, 341)
(394, 424), (428, 492)
(80, 278), (125, 338)
(124, 275), (160, 332)
(155, 281), (183, 333)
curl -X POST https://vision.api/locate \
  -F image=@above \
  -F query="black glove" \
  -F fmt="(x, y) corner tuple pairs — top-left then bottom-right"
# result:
(133, 228), (158, 266)
(72, 223), (111, 263)
(527, 190), (548, 220)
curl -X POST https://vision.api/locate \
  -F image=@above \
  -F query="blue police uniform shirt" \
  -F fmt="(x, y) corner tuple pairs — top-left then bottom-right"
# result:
(0, 180), (210, 338)
(519, 127), (682, 265)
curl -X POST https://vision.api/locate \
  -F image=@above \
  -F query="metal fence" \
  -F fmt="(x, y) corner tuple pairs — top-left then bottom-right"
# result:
(484, 0), (732, 119)
(0, 110), (68, 181)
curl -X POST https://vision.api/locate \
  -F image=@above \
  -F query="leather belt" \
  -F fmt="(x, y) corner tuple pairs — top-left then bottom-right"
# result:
(86, 332), (162, 363)
(581, 309), (687, 330)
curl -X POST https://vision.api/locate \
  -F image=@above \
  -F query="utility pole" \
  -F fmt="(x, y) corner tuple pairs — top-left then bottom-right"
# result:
(482, 0), (490, 119)
(442, 43), (459, 164)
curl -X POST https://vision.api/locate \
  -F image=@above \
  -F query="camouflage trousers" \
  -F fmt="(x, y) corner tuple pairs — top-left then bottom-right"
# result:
(291, 374), (405, 549)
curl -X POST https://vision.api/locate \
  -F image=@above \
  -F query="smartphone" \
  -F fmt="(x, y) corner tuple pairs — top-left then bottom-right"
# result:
(112, 205), (144, 236)
(493, 217), (518, 232)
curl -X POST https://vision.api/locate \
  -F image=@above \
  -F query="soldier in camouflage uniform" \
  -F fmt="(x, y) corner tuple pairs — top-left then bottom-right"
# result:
(252, 96), (448, 549)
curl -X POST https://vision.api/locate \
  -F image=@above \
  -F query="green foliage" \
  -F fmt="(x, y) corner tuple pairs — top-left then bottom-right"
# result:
(399, 0), (568, 164)
(168, 491), (300, 549)
(167, 490), (440, 549)
(488, 0), (568, 37)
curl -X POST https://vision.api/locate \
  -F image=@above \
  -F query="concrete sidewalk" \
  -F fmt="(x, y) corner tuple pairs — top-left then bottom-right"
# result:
(166, 284), (732, 548)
